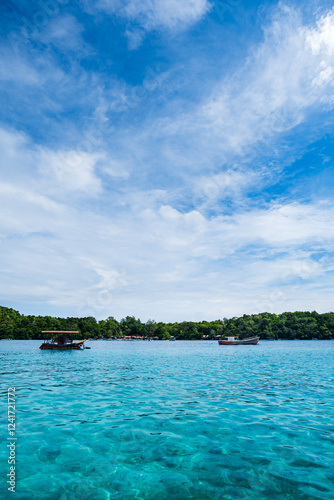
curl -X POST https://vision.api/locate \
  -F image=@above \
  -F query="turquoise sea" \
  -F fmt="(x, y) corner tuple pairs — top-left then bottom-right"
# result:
(1, 340), (334, 500)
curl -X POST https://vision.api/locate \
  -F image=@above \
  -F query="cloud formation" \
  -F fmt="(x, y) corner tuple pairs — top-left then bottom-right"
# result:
(94, 0), (210, 47)
(38, 149), (102, 194)
(96, 0), (210, 30)
(1, 2), (334, 321)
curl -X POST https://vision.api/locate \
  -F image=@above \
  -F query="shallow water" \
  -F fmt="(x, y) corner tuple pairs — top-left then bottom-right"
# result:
(0, 340), (334, 499)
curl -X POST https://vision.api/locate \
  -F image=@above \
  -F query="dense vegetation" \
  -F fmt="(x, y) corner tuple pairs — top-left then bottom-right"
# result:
(0, 306), (334, 340)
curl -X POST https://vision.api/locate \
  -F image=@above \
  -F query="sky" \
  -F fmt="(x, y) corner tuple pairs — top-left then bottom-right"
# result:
(1, 0), (334, 322)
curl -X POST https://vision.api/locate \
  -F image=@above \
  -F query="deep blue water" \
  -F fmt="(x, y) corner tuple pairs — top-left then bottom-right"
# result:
(0, 340), (334, 500)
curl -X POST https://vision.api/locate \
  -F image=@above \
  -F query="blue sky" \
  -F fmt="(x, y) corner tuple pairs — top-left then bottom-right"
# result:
(1, 0), (334, 322)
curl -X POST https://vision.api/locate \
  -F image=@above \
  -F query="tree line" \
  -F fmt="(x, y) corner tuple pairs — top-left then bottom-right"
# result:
(0, 306), (334, 340)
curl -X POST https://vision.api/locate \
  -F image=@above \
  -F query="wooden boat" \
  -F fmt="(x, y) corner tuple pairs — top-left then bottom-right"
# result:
(218, 336), (259, 345)
(39, 331), (86, 350)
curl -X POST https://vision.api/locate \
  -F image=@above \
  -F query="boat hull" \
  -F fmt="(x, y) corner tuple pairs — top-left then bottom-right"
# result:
(40, 341), (85, 350)
(218, 337), (259, 345)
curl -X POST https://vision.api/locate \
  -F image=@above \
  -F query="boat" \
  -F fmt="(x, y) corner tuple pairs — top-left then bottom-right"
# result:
(39, 331), (86, 350)
(218, 336), (259, 345)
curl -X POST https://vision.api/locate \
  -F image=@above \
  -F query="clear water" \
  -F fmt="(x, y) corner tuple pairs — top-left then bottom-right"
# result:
(1, 340), (334, 500)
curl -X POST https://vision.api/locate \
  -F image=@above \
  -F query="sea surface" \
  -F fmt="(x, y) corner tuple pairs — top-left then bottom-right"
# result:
(0, 340), (334, 500)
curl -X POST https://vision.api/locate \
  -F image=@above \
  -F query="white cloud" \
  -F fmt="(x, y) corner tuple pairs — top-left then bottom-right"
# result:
(138, 202), (334, 260)
(102, 160), (130, 180)
(0, 128), (103, 195)
(312, 62), (334, 87)
(0, 128), (31, 164)
(0, 182), (62, 214)
(132, 4), (334, 191)
(35, 14), (95, 57)
(79, 257), (129, 291)
(1, 157), (334, 320)
(194, 169), (258, 206)
(38, 149), (103, 194)
(94, 0), (210, 47)
(123, 0), (210, 30)
(306, 9), (334, 56)
(2, 6), (334, 321)
(203, 6), (334, 150)
(0, 52), (40, 84)
(97, 0), (209, 29)
(0, 182), (65, 240)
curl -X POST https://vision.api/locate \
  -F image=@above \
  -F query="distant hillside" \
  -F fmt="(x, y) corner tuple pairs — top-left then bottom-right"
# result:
(1, 306), (333, 340)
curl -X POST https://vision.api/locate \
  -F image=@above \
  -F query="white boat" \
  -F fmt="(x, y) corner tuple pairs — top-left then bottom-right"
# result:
(218, 336), (259, 345)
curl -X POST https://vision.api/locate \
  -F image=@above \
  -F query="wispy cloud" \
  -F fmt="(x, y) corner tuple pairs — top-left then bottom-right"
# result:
(1, 128), (333, 320)
(38, 149), (103, 194)
(92, 0), (211, 48)
(149, 5), (334, 186)
(95, 0), (210, 30)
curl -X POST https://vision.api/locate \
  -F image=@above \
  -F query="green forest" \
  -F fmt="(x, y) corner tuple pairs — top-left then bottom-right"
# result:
(0, 306), (334, 340)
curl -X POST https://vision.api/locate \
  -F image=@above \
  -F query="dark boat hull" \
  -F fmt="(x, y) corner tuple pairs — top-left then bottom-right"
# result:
(40, 341), (85, 350)
(218, 337), (259, 345)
